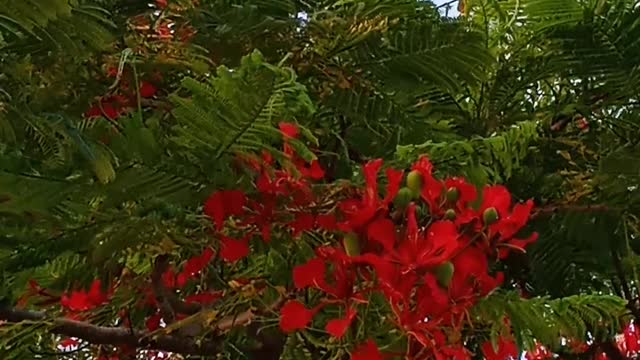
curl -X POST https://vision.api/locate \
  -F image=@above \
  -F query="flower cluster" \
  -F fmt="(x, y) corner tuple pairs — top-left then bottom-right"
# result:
(201, 122), (538, 359)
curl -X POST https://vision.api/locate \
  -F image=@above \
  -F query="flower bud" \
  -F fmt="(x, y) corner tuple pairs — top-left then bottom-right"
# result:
(435, 261), (455, 288)
(343, 232), (361, 257)
(394, 187), (414, 209)
(445, 187), (459, 202)
(482, 207), (499, 225)
(406, 170), (423, 193)
(444, 209), (456, 220)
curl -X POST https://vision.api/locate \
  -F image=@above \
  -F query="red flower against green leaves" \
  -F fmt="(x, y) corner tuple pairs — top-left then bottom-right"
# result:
(326, 307), (357, 338)
(351, 339), (384, 360)
(219, 234), (251, 263)
(279, 300), (315, 333)
(338, 159), (403, 249)
(450, 246), (504, 300)
(204, 190), (246, 231)
(85, 95), (131, 120)
(162, 248), (215, 288)
(411, 156), (444, 213)
(139, 81), (157, 98)
(481, 336), (520, 360)
(61, 280), (110, 313)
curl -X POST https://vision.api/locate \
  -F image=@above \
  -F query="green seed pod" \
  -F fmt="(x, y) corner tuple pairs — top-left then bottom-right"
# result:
(444, 209), (456, 220)
(482, 207), (499, 225)
(343, 232), (361, 256)
(394, 187), (414, 209)
(435, 261), (455, 288)
(445, 187), (460, 203)
(406, 170), (423, 193)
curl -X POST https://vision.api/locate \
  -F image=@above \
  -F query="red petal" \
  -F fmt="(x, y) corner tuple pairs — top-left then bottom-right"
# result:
(444, 177), (478, 206)
(382, 168), (403, 204)
(146, 313), (162, 331)
(481, 337), (519, 360)
(61, 291), (91, 312)
(278, 122), (299, 139)
(481, 185), (512, 216)
(85, 106), (102, 118)
(176, 273), (190, 288)
(162, 268), (176, 289)
(60, 338), (79, 348)
(418, 220), (459, 266)
(204, 190), (246, 231)
(102, 103), (120, 120)
(289, 213), (315, 237)
(293, 258), (326, 289)
(183, 247), (215, 277)
(316, 213), (338, 231)
(308, 160), (325, 180)
(351, 339), (383, 360)
(326, 307), (357, 338)
(222, 190), (247, 216)
(220, 236), (250, 263)
(139, 81), (157, 98)
(367, 218), (396, 252)
(362, 159), (384, 207)
(279, 300), (314, 333)
(88, 279), (107, 306)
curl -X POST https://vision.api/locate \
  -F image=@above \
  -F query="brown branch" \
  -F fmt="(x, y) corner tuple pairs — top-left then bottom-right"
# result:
(0, 307), (221, 355)
(0, 294), (289, 356)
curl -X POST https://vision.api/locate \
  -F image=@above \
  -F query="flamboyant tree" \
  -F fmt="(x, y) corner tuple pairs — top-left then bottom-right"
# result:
(2, 0), (640, 359)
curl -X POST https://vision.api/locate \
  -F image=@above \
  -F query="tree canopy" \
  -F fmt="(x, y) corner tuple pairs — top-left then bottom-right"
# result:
(1, 0), (640, 359)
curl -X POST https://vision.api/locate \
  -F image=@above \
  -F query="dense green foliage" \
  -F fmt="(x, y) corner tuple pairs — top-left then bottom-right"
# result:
(2, 0), (640, 359)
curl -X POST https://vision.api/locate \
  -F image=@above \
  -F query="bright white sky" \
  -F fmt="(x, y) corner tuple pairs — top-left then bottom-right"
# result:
(432, 0), (460, 17)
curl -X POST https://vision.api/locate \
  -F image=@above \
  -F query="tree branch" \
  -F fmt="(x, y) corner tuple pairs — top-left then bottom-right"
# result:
(0, 307), (222, 355)
(0, 295), (288, 356)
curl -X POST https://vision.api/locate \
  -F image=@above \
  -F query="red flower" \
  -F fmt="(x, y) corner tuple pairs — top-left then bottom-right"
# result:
(316, 213), (338, 231)
(307, 160), (325, 180)
(156, 0), (168, 8)
(279, 300), (314, 333)
(293, 258), (327, 289)
(176, 247), (215, 287)
(204, 190), (247, 231)
(139, 81), (157, 98)
(161, 267), (176, 289)
(59, 338), (79, 348)
(146, 312), (162, 331)
(289, 213), (315, 237)
(278, 122), (299, 139)
(60, 280), (110, 312)
(395, 204), (459, 271)
(411, 156), (444, 213)
(444, 177), (477, 209)
(338, 159), (402, 233)
(351, 339), (383, 360)
(326, 307), (357, 338)
(450, 247), (503, 299)
(481, 337), (519, 360)
(219, 235), (250, 263)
